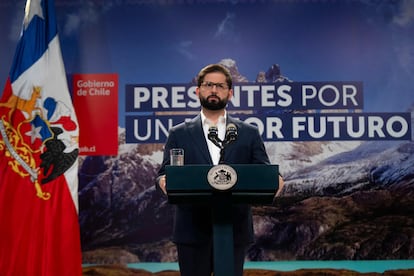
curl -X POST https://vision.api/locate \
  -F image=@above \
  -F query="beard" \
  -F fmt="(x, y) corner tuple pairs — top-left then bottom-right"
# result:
(199, 95), (228, 110)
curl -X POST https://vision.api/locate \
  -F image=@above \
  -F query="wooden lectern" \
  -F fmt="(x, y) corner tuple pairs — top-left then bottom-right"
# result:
(165, 164), (279, 276)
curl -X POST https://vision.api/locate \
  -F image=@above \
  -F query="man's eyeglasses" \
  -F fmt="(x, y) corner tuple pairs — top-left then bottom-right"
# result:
(200, 81), (229, 91)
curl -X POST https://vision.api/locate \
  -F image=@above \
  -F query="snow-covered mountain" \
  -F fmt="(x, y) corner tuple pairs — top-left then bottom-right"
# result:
(282, 104), (414, 197)
(283, 139), (414, 196)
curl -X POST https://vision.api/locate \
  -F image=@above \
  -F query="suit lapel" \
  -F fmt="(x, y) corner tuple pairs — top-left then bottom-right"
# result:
(187, 115), (212, 164)
(223, 115), (240, 163)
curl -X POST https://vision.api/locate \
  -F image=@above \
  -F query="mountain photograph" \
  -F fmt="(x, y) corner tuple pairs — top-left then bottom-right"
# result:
(79, 61), (414, 263)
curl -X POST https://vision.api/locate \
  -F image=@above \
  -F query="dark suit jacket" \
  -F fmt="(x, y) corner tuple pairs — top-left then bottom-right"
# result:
(157, 114), (270, 245)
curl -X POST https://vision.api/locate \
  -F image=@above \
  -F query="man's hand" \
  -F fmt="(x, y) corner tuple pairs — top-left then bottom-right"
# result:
(159, 175), (167, 194)
(275, 175), (284, 197)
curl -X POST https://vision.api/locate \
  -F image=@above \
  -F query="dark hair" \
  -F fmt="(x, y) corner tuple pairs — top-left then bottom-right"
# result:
(197, 64), (232, 89)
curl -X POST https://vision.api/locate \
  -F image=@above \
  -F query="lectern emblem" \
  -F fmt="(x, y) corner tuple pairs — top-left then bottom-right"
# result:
(207, 164), (237, 191)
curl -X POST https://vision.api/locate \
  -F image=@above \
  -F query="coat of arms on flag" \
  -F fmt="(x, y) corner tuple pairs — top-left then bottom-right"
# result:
(0, 82), (78, 199)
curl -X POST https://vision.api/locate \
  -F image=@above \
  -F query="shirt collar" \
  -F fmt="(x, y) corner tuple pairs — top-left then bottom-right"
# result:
(201, 110), (227, 127)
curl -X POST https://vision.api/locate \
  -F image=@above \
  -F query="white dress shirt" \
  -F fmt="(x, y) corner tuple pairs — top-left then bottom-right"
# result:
(201, 110), (227, 165)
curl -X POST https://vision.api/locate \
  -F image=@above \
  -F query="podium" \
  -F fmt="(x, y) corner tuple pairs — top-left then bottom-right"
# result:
(165, 164), (279, 276)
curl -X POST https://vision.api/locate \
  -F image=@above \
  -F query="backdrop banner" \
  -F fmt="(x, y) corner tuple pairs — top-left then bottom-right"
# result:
(73, 73), (119, 156)
(1, 0), (413, 267)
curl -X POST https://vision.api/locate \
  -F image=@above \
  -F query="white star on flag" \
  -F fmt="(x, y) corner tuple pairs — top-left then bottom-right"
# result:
(25, 125), (42, 144)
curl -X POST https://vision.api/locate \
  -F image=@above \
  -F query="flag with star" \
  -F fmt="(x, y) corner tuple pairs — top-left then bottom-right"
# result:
(0, 0), (82, 275)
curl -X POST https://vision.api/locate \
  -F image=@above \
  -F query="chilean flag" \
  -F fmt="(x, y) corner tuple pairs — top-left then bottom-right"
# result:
(0, 0), (82, 275)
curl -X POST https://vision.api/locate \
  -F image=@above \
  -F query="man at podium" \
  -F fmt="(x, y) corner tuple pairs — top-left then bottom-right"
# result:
(156, 64), (284, 276)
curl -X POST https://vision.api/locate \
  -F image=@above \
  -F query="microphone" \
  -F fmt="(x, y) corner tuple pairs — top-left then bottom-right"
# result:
(223, 123), (237, 146)
(208, 125), (223, 149)
(218, 123), (237, 164)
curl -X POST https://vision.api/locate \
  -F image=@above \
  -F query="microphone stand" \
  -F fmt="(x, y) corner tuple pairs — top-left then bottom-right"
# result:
(210, 125), (237, 164)
(219, 148), (225, 164)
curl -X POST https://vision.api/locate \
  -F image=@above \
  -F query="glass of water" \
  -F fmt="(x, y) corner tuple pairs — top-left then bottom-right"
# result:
(170, 148), (184, 166)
